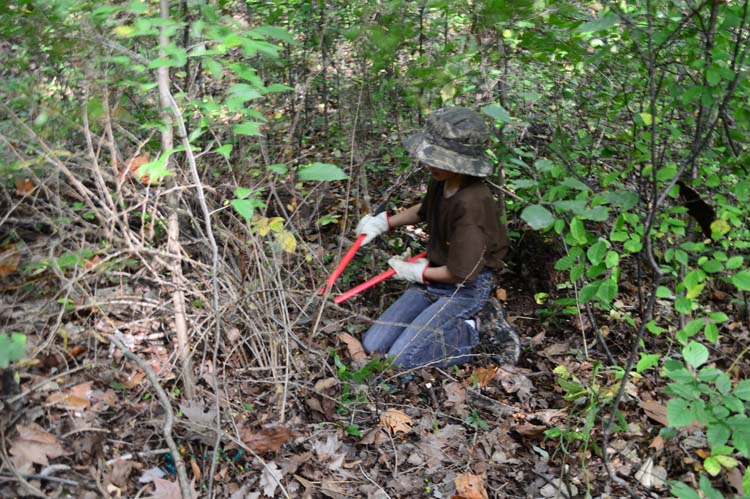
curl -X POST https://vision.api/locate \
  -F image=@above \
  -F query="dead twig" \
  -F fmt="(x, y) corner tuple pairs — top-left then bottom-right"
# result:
(107, 333), (191, 499)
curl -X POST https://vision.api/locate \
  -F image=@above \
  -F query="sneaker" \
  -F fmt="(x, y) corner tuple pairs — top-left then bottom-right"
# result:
(474, 297), (521, 366)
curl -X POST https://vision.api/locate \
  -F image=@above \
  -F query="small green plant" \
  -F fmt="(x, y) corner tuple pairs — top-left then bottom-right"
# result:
(342, 423), (363, 437)
(332, 352), (390, 415)
(464, 409), (489, 431)
(665, 340), (750, 498)
(544, 362), (627, 486)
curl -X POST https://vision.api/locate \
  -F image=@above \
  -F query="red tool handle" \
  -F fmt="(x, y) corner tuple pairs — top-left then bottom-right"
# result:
(334, 252), (428, 305)
(319, 234), (366, 295)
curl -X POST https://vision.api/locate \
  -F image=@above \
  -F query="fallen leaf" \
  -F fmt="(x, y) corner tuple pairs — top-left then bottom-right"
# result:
(529, 330), (546, 346)
(635, 457), (667, 489)
(106, 458), (139, 488)
(124, 371), (146, 389)
(139, 467), (166, 484)
(541, 342), (568, 357)
(241, 427), (298, 454)
(467, 366), (499, 388)
(180, 400), (217, 427)
(151, 477), (198, 499)
(513, 422), (547, 437)
(497, 370), (534, 401)
(190, 457), (201, 481)
(46, 382), (93, 411)
(358, 428), (386, 446)
(83, 255), (103, 270)
(453, 472), (489, 499)
(311, 436), (345, 471)
(337, 332), (367, 361)
(0, 245), (21, 278)
(444, 381), (466, 404)
(380, 408), (413, 434)
(126, 153), (149, 178)
(259, 461), (284, 498)
(9, 423), (66, 472)
(649, 435), (664, 451)
(639, 399), (669, 426)
(495, 288), (507, 301)
(15, 178), (34, 195)
(695, 449), (711, 459)
(728, 467), (745, 495)
(314, 377), (338, 392)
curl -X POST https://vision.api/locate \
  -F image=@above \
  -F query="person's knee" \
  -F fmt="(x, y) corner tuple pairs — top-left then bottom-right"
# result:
(362, 328), (387, 354)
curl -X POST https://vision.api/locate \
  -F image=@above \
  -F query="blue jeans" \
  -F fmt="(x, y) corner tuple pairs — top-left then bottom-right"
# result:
(362, 271), (493, 369)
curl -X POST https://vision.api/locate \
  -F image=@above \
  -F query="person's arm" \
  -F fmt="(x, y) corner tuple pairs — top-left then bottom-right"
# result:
(388, 204), (421, 228)
(423, 265), (464, 284)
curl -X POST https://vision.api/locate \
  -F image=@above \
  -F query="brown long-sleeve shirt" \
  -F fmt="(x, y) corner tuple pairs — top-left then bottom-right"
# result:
(417, 178), (509, 281)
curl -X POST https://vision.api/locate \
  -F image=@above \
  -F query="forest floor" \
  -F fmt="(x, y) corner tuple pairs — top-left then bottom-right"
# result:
(1, 181), (749, 499)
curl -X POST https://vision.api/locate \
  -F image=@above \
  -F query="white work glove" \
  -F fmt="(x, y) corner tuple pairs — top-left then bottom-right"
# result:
(388, 256), (429, 284)
(355, 211), (390, 246)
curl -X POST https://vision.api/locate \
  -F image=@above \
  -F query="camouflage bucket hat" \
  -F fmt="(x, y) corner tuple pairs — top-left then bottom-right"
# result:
(403, 106), (492, 177)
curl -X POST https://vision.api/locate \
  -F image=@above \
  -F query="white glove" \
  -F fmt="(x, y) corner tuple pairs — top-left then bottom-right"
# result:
(388, 256), (429, 284)
(355, 212), (390, 246)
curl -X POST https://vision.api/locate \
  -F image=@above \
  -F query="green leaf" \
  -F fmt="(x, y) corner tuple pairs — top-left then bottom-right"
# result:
(636, 353), (661, 373)
(521, 204), (554, 230)
(704, 322), (718, 344)
(579, 281), (600, 303)
(267, 163), (288, 175)
(656, 286), (672, 298)
(481, 103), (512, 123)
(554, 199), (587, 214)
(570, 263), (585, 281)
(667, 398), (697, 427)
(569, 217), (587, 244)
(298, 163), (348, 182)
(233, 121), (263, 136)
(708, 312), (729, 322)
(735, 380), (750, 401)
(669, 481), (701, 499)
(253, 25), (296, 43)
(682, 319), (705, 338)
(216, 144), (232, 159)
(639, 112), (653, 126)
(701, 259), (723, 273)
(603, 190), (639, 211)
(581, 206), (609, 222)
(0, 333), (26, 368)
(731, 270), (750, 291)
(711, 219), (731, 239)
(587, 240), (608, 265)
(597, 279), (617, 303)
(714, 455), (738, 469)
(228, 83), (263, 102)
(682, 341), (709, 369)
(726, 256), (744, 270)
(703, 457), (721, 476)
(231, 198), (265, 221)
(561, 177), (590, 191)
(707, 423), (730, 449)
(605, 251), (619, 269)
(138, 154), (172, 182)
(623, 236), (642, 253)
(675, 296), (694, 315)
(734, 180), (750, 202)
(706, 66), (721, 86)
(234, 187), (253, 199)
(575, 14), (619, 33)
